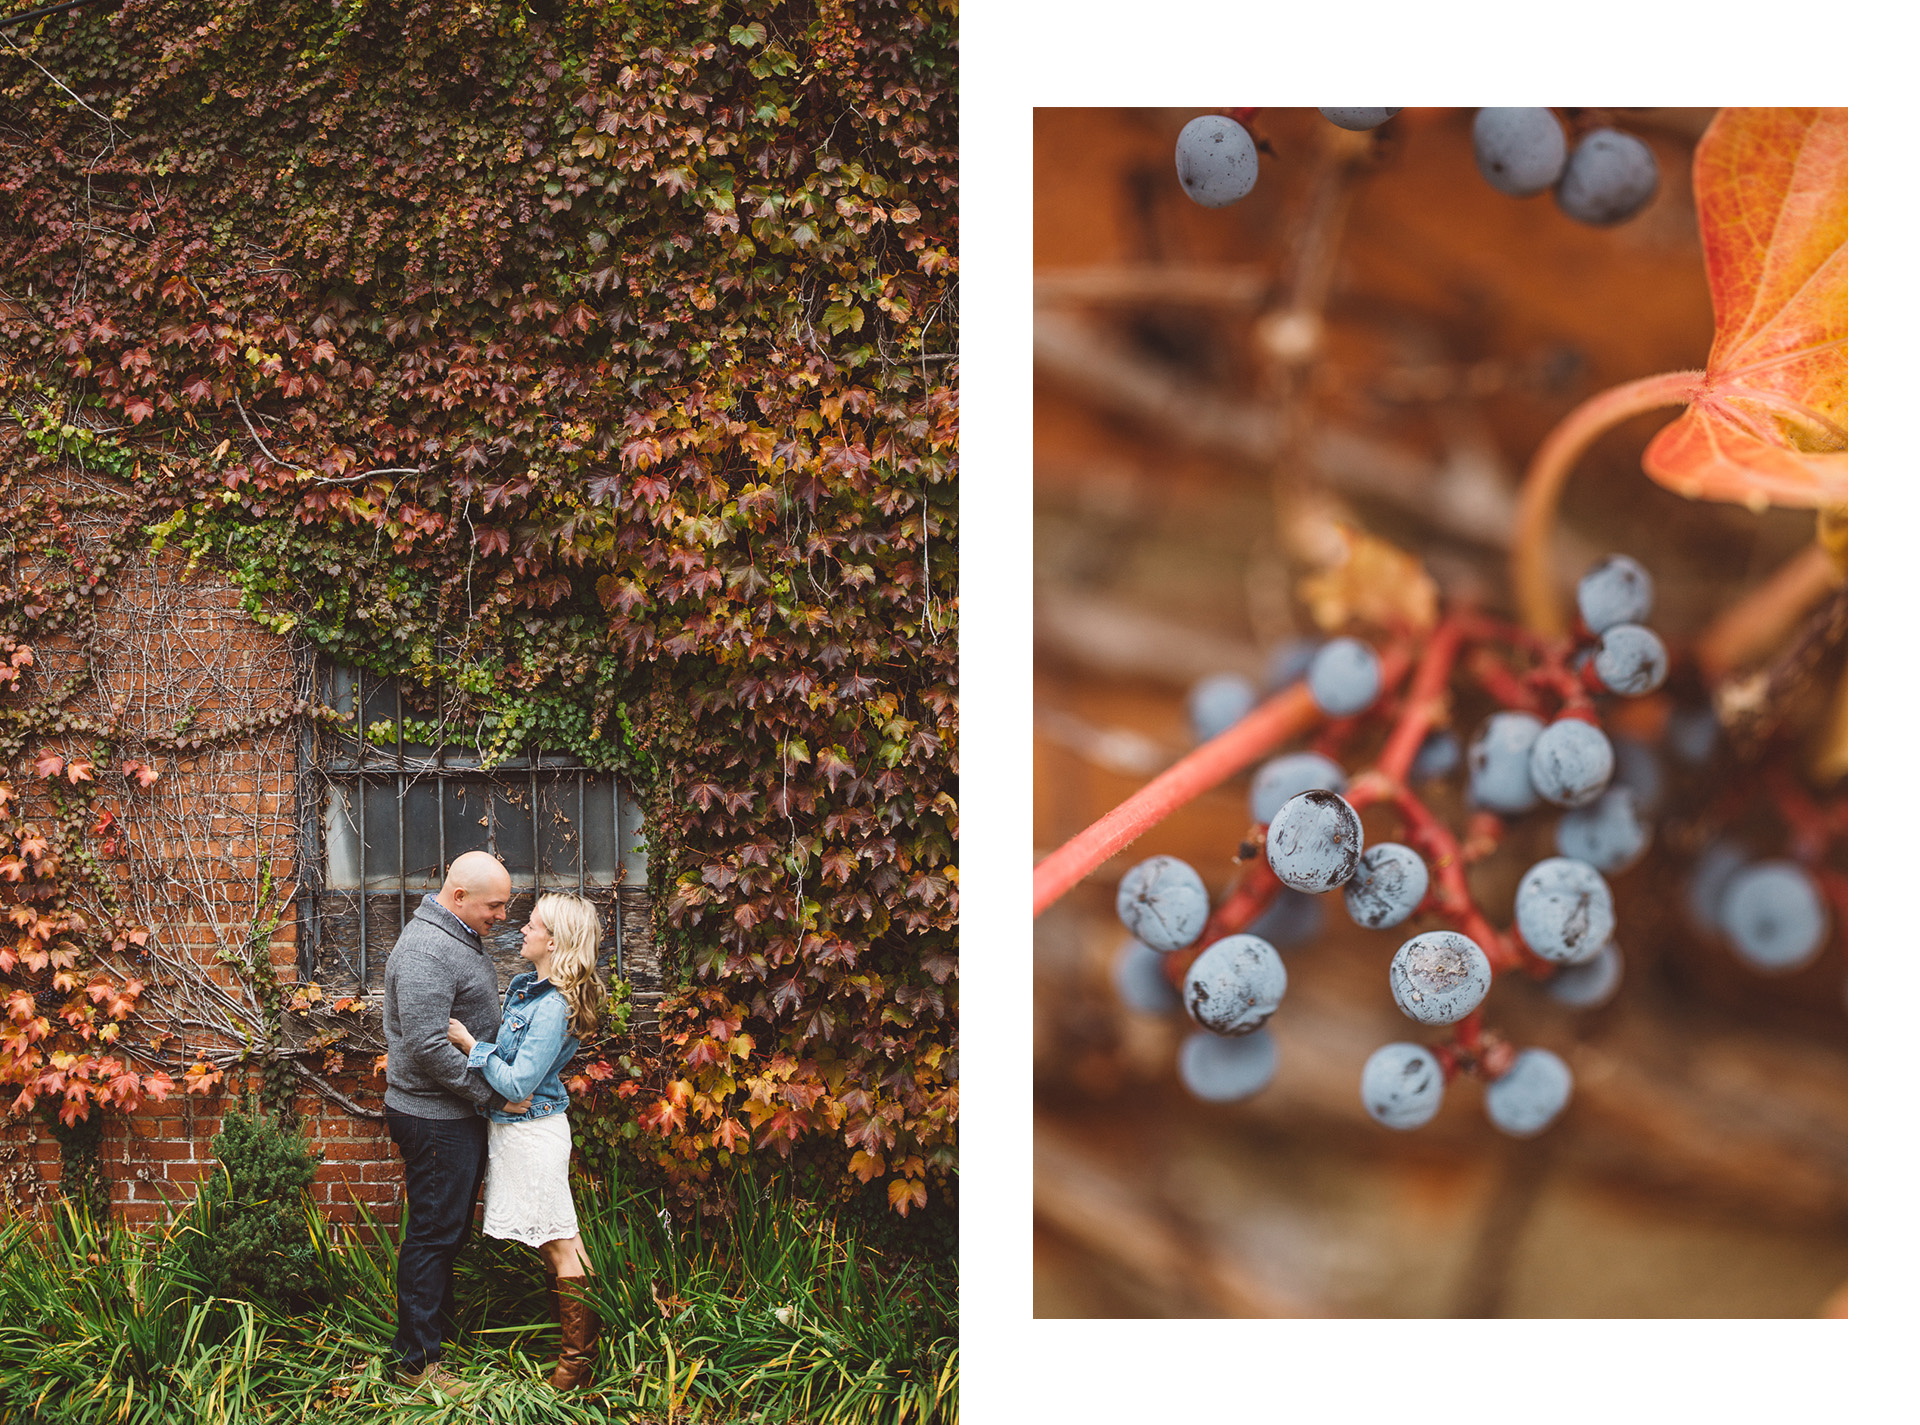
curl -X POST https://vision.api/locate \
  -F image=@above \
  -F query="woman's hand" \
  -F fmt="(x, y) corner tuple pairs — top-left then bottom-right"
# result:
(447, 1017), (475, 1054)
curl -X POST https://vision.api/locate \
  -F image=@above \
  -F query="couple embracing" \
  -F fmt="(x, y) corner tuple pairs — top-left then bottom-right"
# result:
(380, 850), (606, 1396)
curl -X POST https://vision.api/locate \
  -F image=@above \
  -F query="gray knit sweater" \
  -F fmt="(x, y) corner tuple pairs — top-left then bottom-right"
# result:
(381, 894), (504, 1118)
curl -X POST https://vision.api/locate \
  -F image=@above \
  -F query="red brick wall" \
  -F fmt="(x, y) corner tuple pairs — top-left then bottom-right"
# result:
(1, 1077), (407, 1230)
(3, 478), (403, 1228)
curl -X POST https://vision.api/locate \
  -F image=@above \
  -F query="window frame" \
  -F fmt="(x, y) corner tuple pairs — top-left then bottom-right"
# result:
(293, 656), (648, 993)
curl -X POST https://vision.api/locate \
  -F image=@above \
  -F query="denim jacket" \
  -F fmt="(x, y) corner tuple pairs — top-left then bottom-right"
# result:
(466, 973), (578, 1124)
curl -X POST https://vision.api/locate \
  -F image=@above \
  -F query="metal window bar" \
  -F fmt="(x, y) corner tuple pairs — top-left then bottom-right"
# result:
(611, 781), (623, 977)
(356, 674), (367, 988)
(396, 701), (406, 926)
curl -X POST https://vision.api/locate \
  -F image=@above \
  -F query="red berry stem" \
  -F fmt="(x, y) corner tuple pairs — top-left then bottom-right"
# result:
(1032, 641), (1413, 917)
(1465, 646), (1542, 714)
(1387, 786), (1539, 977)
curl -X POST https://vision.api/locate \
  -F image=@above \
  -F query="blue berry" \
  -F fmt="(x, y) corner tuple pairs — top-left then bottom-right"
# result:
(1266, 789), (1364, 893)
(1307, 637), (1381, 717)
(1112, 937), (1181, 1016)
(1116, 855), (1209, 952)
(1473, 108), (1567, 197)
(1175, 115), (1259, 208)
(1244, 887), (1324, 949)
(1182, 933), (1287, 1036)
(1686, 839), (1750, 936)
(1411, 728), (1461, 783)
(1556, 128), (1659, 226)
(1188, 672), (1258, 743)
(1485, 1048), (1573, 1136)
(1467, 711), (1544, 814)
(1529, 717), (1613, 808)
(1555, 786), (1650, 873)
(1360, 1043), (1445, 1129)
(1576, 554), (1654, 632)
(1514, 857), (1614, 963)
(1319, 107), (1400, 131)
(1720, 860), (1828, 972)
(1249, 750), (1347, 824)
(1389, 930), (1492, 1025)
(1343, 842), (1429, 930)
(1593, 623), (1668, 696)
(1547, 939), (1623, 1009)
(1263, 636), (1323, 693)
(1179, 1028), (1278, 1102)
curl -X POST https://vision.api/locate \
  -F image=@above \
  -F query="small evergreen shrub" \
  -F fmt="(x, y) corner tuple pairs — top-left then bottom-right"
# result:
(184, 1111), (326, 1309)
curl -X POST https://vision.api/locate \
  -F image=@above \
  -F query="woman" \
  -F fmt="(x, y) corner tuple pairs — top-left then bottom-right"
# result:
(448, 892), (607, 1391)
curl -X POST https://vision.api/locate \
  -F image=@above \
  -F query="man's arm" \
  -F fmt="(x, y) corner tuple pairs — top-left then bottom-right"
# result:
(390, 949), (495, 1109)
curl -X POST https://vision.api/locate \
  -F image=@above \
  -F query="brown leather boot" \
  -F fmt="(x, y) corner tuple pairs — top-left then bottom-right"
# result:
(548, 1275), (598, 1391)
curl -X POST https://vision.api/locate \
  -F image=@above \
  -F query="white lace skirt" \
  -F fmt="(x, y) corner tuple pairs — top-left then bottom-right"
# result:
(482, 1113), (580, 1247)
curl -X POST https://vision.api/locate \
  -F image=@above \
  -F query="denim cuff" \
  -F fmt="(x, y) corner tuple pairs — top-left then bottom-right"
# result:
(466, 1042), (497, 1070)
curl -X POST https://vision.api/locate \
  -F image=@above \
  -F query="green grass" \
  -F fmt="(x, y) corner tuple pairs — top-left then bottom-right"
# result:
(0, 1172), (955, 1425)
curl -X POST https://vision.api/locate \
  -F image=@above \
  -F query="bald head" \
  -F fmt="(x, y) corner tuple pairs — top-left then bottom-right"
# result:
(437, 851), (511, 935)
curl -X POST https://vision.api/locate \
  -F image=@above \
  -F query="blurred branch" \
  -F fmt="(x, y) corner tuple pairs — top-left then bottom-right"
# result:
(1034, 1123), (1313, 1317)
(1036, 308), (1276, 463)
(1034, 706), (1176, 779)
(1035, 264), (1269, 308)
(1035, 310), (1526, 550)
(1034, 584), (1266, 685)
(1695, 542), (1844, 681)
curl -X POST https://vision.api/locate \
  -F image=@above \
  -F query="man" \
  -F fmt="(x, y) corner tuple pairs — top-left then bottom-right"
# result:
(382, 849), (521, 1395)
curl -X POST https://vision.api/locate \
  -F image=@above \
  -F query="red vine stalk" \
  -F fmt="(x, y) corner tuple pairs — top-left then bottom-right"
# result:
(1032, 642), (1412, 916)
(1511, 370), (1700, 635)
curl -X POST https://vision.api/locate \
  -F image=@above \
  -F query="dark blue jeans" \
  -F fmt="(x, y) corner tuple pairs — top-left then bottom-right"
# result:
(386, 1109), (488, 1372)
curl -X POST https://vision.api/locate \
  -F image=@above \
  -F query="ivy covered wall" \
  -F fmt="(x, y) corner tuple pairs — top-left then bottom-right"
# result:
(0, 0), (956, 1215)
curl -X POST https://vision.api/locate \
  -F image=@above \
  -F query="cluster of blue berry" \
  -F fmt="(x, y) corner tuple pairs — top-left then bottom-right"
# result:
(1175, 108), (1659, 228)
(1107, 554), (1816, 1141)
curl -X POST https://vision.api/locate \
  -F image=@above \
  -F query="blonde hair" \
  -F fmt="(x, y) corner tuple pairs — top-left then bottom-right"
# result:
(535, 893), (607, 1038)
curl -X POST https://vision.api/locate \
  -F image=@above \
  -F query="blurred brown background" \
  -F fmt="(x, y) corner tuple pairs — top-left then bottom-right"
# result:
(1031, 108), (1846, 1318)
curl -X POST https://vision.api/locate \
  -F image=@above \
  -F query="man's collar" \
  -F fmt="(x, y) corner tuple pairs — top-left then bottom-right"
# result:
(421, 892), (485, 947)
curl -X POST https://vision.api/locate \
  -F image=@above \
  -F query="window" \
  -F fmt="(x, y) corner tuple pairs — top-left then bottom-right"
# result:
(295, 663), (652, 999)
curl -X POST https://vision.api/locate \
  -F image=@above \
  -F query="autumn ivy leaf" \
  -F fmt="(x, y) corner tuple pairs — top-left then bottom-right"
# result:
(122, 760), (161, 788)
(33, 752), (62, 780)
(886, 1175), (927, 1216)
(1642, 108), (1847, 511)
(66, 759), (95, 784)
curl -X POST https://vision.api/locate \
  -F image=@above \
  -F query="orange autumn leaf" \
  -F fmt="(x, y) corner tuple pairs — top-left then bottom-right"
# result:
(886, 1175), (928, 1216)
(1642, 107), (1846, 510)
